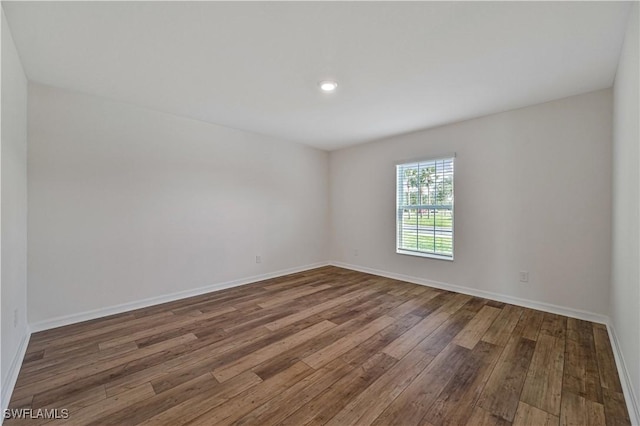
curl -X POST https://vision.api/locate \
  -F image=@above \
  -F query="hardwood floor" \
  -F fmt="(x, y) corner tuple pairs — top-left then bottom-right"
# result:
(6, 266), (630, 425)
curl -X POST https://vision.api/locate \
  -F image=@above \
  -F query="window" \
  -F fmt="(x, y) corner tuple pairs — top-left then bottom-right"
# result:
(396, 156), (454, 260)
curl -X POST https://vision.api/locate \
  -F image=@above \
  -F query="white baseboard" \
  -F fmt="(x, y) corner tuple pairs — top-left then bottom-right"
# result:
(1, 327), (31, 419)
(606, 322), (640, 426)
(330, 261), (609, 324)
(30, 262), (329, 333)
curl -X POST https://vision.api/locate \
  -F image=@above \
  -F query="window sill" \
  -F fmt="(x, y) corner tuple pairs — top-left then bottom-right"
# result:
(396, 249), (454, 262)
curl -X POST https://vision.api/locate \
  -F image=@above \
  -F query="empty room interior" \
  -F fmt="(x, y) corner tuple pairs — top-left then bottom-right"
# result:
(1, 1), (639, 425)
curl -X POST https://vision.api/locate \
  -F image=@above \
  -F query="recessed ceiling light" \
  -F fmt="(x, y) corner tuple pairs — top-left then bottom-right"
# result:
(319, 80), (338, 92)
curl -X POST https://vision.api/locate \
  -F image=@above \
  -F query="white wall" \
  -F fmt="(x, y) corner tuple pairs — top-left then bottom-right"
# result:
(330, 89), (612, 316)
(1, 9), (29, 407)
(27, 83), (329, 324)
(612, 2), (640, 419)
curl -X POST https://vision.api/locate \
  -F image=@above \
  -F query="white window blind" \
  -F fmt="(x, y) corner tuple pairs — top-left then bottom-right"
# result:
(396, 156), (454, 260)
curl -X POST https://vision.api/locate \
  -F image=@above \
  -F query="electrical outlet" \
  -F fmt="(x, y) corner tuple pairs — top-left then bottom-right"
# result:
(255, 255), (262, 264)
(519, 271), (529, 283)
(353, 249), (359, 257)
(13, 309), (18, 328)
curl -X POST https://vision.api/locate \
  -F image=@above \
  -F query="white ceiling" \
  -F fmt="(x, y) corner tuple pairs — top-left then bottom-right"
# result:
(3, 1), (632, 150)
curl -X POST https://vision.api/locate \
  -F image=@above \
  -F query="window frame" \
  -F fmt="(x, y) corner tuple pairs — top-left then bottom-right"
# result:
(395, 155), (455, 261)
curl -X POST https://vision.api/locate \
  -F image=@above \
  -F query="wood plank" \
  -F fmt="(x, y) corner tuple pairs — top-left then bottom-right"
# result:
(465, 406), (511, 426)
(280, 353), (397, 426)
(264, 287), (375, 331)
(60, 383), (155, 425)
(28, 311), (175, 353)
(258, 307), (402, 376)
(22, 350), (45, 364)
(33, 384), (106, 412)
(322, 292), (403, 325)
(339, 313), (422, 367)
(592, 324), (623, 392)
(387, 287), (454, 318)
(477, 336), (536, 422)
(235, 359), (354, 426)
(27, 313), (137, 345)
(20, 341), (137, 380)
(188, 361), (312, 426)
(424, 341), (503, 426)
(138, 371), (263, 426)
(439, 292), (474, 315)
(18, 386), (107, 426)
(332, 298), (483, 424)
(371, 343), (470, 426)
(513, 401), (559, 426)
(213, 320), (336, 382)
(249, 321), (369, 381)
(482, 305), (524, 346)
(247, 302), (410, 381)
(486, 300), (506, 309)
(106, 326), (243, 396)
(7, 395), (32, 410)
(383, 310), (450, 359)
(302, 315), (395, 369)
(453, 305), (501, 349)
(89, 372), (220, 425)
(602, 388), (631, 426)
(325, 345), (439, 426)
(3, 267), (630, 426)
(12, 333), (198, 403)
(540, 313), (567, 339)
(564, 318), (603, 403)
(517, 309), (545, 341)
(521, 334), (565, 415)
(560, 391), (606, 426)
(382, 292), (473, 360)
(97, 305), (236, 350)
(256, 283), (332, 309)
